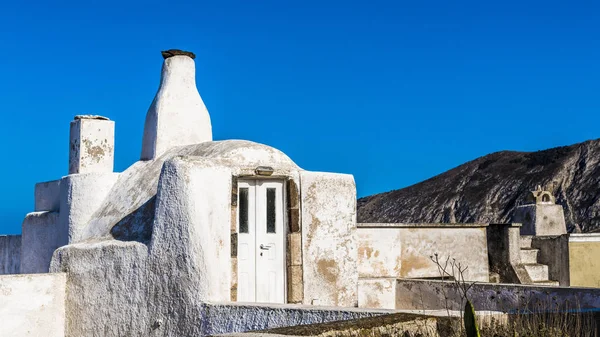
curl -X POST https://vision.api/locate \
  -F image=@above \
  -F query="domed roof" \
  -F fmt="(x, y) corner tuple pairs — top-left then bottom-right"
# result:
(79, 140), (299, 243)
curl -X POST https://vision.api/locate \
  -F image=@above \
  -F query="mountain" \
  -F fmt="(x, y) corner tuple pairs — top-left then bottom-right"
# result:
(357, 139), (600, 233)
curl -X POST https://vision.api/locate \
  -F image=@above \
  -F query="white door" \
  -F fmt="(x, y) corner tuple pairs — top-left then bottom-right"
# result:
(237, 180), (285, 303)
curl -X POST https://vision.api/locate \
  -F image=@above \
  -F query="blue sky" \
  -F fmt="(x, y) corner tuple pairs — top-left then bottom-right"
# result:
(0, 1), (599, 234)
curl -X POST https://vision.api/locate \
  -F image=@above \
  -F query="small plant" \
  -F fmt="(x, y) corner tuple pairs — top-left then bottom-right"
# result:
(464, 300), (480, 337)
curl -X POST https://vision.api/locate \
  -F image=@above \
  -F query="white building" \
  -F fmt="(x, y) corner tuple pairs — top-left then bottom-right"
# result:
(1, 50), (361, 336)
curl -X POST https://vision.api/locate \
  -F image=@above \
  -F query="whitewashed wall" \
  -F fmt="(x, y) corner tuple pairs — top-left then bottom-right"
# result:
(300, 171), (358, 307)
(0, 235), (21, 274)
(0, 273), (66, 336)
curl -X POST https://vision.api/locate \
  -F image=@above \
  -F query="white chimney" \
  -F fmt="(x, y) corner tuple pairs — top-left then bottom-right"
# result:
(69, 115), (115, 174)
(141, 49), (213, 160)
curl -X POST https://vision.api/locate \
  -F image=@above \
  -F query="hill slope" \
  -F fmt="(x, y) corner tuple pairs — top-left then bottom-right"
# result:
(357, 139), (600, 233)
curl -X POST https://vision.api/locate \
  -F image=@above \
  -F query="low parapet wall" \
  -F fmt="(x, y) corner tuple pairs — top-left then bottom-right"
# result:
(0, 273), (66, 337)
(396, 279), (600, 312)
(569, 234), (600, 288)
(0, 234), (21, 274)
(357, 223), (489, 282)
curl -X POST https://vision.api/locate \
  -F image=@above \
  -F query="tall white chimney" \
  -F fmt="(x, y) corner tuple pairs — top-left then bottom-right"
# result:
(141, 49), (213, 160)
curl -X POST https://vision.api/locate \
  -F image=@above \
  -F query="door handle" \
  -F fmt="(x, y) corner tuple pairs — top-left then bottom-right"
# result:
(260, 244), (271, 250)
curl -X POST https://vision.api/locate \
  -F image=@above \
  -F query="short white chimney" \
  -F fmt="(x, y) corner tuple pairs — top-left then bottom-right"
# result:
(69, 115), (115, 174)
(141, 49), (213, 160)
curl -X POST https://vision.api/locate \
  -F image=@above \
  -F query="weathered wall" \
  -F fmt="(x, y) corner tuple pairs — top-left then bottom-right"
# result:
(0, 273), (66, 336)
(21, 211), (60, 273)
(50, 240), (149, 337)
(357, 278), (397, 309)
(396, 279), (600, 312)
(300, 171), (358, 307)
(358, 224), (489, 282)
(0, 235), (21, 274)
(569, 234), (600, 288)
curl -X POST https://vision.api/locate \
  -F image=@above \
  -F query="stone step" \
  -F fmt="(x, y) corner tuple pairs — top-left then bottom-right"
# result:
(523, 263), (549, 282)
(520, 248), (539, 264)
(534, 280), (560, 287)
(520, 235), (534, 249)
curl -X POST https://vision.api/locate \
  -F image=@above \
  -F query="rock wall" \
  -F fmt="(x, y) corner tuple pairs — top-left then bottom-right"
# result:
(300, 171), (358, 307)
(0, 273), (66, 337)
(0, 235), (21, 274)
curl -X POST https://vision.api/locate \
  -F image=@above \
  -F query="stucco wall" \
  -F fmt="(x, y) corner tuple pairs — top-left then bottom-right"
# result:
(358, 224), (489, 282)
(0, 273), (66, 336)
(300, 171), (358, 307)
(51, 240), (149, 337)
(0, 235), (21, 274)
(21, 211), (60, 273)
(569, 234), (600, 288)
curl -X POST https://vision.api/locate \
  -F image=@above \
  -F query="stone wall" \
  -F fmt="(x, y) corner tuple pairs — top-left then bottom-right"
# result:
(357, 223), (489, 282)
(0, 235), (21, 274)
(569, 234), (600, 288)
(0, 273), (66, 336)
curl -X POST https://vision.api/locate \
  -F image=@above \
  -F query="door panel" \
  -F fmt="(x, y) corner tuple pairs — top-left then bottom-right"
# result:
(255, 181), (285, 303)
(237, 181), (256, 302)
(237, 179), (285, 304)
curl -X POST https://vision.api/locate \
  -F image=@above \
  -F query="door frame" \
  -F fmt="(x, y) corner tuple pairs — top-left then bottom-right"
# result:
(230, 175), (304, 303)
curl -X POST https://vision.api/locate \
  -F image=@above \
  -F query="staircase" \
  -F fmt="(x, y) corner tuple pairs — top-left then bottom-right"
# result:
(519, 236), (559, 286)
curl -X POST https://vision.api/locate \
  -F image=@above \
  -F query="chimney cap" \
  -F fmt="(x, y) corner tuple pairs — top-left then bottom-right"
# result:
(161, 49), (196, 60)
(74, 115), (110, 121)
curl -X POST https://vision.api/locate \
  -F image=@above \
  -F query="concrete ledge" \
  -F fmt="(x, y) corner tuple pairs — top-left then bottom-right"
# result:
(202, 302), (389, 336)
(569, 233), (600, 242)
(358, 223), (489, 228)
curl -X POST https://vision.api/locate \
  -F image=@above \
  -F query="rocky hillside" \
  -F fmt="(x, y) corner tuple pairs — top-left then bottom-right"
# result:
(357, 139), (600, 233)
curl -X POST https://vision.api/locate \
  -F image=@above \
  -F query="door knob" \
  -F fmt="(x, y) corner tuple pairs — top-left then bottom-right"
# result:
(260, 244), (271, 250)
